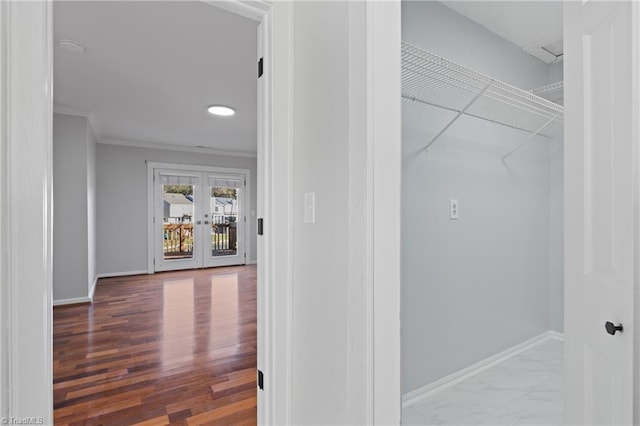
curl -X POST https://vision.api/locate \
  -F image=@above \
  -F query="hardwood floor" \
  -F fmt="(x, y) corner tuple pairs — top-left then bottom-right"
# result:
(53, 265), (257, 426)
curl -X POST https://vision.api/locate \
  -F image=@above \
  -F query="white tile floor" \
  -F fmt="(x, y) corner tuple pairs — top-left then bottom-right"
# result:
(403, 338), (563, 425)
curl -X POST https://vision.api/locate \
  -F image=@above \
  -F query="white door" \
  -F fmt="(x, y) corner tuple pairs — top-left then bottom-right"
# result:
(564, 1), (637, 424)
(152, 167), (247, 272)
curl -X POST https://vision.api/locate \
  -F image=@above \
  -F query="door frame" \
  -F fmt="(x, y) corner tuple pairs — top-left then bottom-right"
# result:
(634, 4), (640, 420)
(146, 161), (250, 273)
(0, 0), (54, 420)
(631, 3), (640, 422)
(0, 0), (403, 424)
(249, 1), (402, 423)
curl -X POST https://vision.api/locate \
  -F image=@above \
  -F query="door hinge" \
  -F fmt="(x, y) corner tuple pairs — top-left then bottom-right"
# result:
(244, 252), (246, 259)
(244, 179), (246, 186)
(153, 258), (155, 265)
(258, 57), (264, 78)
(257, 370), (264, 390)
(257, 218), (263, 235)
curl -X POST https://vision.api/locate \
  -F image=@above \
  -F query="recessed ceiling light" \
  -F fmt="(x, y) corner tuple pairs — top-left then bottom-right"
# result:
(58, 39), (85, 53)
(207, 105), (235, 117)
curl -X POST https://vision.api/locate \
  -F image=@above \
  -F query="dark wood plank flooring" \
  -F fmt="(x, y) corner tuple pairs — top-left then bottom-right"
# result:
(53, 265), (257, 426)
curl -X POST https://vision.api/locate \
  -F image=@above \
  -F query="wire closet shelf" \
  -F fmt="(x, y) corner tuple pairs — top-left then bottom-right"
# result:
(401, 41), (564, 160)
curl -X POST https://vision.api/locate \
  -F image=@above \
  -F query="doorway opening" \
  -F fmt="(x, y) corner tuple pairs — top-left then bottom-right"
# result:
(400, 4), (566, 419)
(51, 1), (263, 424)
(400, 2), (637, 425)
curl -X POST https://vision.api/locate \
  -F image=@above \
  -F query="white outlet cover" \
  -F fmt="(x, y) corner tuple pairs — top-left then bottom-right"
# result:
(450, 199), (459, 220)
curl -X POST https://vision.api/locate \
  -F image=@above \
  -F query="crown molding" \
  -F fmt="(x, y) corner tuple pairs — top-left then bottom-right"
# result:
(53, 107), (254, 158)
(53, 105), (101, 141)
(98, 137), (257, 158)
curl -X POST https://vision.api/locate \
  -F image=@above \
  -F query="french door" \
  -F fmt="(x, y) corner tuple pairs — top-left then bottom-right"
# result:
(149, 163), (248, 272)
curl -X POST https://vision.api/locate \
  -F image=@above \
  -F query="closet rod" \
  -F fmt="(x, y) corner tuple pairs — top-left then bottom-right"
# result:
(402, 95), (552, 137)
(424, 82), (492, 152)
(502, 114), (559, 162)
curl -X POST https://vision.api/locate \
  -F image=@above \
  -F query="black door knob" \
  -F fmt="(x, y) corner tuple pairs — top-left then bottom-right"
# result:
(605, 321), (623, 335)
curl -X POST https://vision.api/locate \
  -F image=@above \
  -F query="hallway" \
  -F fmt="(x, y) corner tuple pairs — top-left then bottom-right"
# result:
(53, 265), (256, 425)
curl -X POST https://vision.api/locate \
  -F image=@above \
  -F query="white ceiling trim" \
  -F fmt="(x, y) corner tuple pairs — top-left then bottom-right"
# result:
(54, 105), (257, 158)
(201, 0), (271, 22)
(99, 137), (258, 158)
(53, 104), (100, 140)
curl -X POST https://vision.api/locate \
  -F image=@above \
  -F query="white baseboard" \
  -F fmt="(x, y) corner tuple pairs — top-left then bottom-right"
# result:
(88, 275), (98, 301)
(402, 331), (563, 408)
(53, 297), (92, 307)
(55, 275), (99, 306)
(547, 330), (565, 341)
(96, 270), (148, 279)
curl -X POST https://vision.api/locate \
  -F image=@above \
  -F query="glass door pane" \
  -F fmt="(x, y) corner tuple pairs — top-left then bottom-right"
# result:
(205, 174), (244, 267)
(210, 185), (239, 257)
(163, 182), (195, 260)
(155, 171), (200, 271)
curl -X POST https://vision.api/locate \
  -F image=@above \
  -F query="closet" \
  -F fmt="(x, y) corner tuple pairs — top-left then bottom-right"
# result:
(401, 2), (565, 424)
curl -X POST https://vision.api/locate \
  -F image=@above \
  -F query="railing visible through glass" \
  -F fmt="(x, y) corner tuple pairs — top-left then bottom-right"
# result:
(208, 177), (242, 257)
(161, 175), (196, 260)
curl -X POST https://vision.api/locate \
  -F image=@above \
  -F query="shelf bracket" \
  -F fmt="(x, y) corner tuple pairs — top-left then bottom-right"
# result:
(502, 114), (560, 162)
(424, 82), (492, 153)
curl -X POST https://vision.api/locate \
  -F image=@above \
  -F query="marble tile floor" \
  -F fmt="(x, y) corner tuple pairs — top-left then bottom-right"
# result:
(403, 338), (563, 425)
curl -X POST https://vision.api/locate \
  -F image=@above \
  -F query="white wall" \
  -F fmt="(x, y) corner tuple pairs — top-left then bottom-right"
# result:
(549, 136), (564, 331)
(401, 1), (563, 393)
(285, 1), (403, 423)
(549, 60), (564, 83)
(95, 142), (257, 275)
(53, 113), (95, 302)
(549, 61), (564, 332)
(291, 2), (350, 421)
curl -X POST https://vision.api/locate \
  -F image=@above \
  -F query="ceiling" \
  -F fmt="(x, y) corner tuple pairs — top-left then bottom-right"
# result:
(442, 2), (563, 64)
(54, 1), (258, 154)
